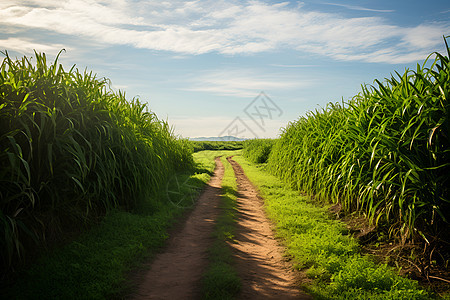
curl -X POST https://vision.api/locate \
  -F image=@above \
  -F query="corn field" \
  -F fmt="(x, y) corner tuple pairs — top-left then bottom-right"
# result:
(268, 40), (449, 245)
(0, 51), (193, 272)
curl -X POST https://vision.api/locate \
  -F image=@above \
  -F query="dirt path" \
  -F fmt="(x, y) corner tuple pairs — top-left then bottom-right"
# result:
(131, 157), (224, 300)
(131, 156), (311, 299)
(227, 157), (312, 300)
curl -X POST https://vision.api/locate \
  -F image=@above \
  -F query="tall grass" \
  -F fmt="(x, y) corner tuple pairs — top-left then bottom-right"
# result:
(0, 50), (193, 273)
(242, 139), (276, 163)
(190, 141), (244, 152)
(233, 154), (428, 299)
(268, 40), (449, 246)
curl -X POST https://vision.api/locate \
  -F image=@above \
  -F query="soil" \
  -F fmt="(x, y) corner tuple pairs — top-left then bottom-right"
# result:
(227, 157), (312, 300)
(130, 157), (224, 299)
(130, 156), (311, 299)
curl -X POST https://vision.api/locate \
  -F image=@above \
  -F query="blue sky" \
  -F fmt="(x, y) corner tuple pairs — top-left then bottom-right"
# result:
(1, 0), (449, 138)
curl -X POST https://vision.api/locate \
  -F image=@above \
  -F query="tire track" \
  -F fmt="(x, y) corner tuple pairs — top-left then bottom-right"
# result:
(227, 156), (312, 300)
(131, 155), (312, 299)
(131, 157), (224, 300)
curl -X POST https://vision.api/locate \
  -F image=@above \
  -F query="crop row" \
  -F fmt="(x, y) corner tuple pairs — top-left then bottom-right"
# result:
(0, 51), (193, 272)
(259, 41), (449, 248)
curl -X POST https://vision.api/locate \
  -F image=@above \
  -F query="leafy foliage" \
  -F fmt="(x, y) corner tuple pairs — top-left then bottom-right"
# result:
(268, 40), (450, 245)
(233, 155), (429, 299)
(4, 148), (213, 299)
(0, 50), (193, 273)
(242, 139), (276, 163)
(190, 141), (244, 152)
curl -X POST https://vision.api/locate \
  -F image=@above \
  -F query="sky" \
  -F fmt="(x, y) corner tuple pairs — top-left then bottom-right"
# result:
(1, 0), (449, 139)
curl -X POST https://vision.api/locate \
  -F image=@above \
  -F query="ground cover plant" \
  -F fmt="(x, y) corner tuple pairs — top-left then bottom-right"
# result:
(267, 40), (450, 277)
(233, 154), (431, 299)
(202, 153), (241, 300)
(2, 151), (214, 299)
(0, 51), (193, 276)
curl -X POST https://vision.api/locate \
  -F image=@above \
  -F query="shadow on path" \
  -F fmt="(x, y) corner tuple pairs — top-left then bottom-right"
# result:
(227, 156), (312, 300)
(130, 157), (224, 300)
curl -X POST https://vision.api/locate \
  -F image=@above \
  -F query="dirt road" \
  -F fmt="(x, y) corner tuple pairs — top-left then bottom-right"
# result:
(132, 157), (224, 299)
(131, 156), (310, 299)
(227, 157), (312, 300)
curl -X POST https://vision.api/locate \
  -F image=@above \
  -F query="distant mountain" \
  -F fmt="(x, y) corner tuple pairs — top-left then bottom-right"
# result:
(189, 136), (247, 142)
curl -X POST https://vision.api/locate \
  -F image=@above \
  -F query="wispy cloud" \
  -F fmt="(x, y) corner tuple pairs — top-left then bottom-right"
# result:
(0, 0), (448, 64)
(0, 37), (66, 54)
(270, 64), (319, 68)
(182, 69), (315, 97)
(321, 2), (395, 13)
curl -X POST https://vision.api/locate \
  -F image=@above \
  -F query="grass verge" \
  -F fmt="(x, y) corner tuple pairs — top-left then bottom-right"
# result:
(201, 153), (241, 300)
(232, 154), (433, 300)
(2, 151), (216, 300)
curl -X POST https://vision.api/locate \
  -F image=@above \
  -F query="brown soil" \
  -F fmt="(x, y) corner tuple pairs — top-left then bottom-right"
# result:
(227, 156), (312, 300)
(131, 157), (224, 299)
(130, 156), (312, 299)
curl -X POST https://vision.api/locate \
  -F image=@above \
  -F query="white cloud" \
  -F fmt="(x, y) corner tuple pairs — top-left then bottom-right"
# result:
(332, 46), (438, 64)
(401, 24), (446, 49)
(182, 69), (315, 97)
(322, 3), (395, 13)
(270, 64), (319, 68)
(0, 37), (66, 54)
(0, 0), (448, 63)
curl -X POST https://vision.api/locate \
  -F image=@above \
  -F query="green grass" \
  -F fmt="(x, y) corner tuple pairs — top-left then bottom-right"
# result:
(202, 153), (241, 300)
(2, 142), (217, 299)
(7, 209), (179, 299)
(232, 154), (430, 300)
(191, 150), (241, 175)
